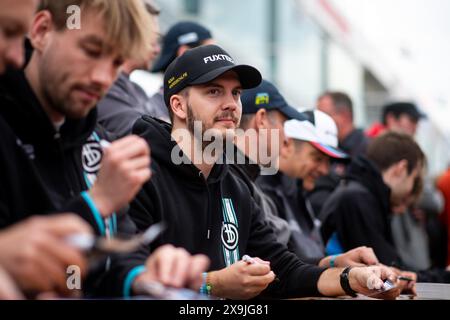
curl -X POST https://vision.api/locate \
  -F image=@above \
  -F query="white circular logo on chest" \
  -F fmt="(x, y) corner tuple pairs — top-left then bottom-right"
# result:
(82, 141), (103, 173)
(221, 222), (239, 251)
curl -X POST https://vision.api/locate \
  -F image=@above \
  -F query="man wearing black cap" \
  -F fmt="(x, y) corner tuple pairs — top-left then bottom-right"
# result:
(129, 44), (400, 300)
(367, 102), (425, 137)
(146, 21), (215, 123)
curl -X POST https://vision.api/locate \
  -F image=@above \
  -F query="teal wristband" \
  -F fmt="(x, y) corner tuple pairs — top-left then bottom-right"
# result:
(330, 255), (339, 268)
(199, 272), (211, 296)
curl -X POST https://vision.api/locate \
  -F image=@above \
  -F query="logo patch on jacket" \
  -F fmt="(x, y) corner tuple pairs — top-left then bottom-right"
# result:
(221, 222), (239, 251)
(82, 140), (103, 174)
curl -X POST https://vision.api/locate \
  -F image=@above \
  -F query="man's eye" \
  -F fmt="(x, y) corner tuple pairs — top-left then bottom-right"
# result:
(2, 27), (20, 38)
(84, 47), (101, 58)
(209, 89), (220, 95)
(233, 90), (242, 97)
(113, 58), (124, 67)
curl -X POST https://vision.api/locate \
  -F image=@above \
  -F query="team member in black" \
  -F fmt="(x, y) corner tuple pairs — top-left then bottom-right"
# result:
(130, 44), (399, 300)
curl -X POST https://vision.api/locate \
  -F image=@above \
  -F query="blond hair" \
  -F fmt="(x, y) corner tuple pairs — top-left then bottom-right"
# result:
(38, 0), (153, 61)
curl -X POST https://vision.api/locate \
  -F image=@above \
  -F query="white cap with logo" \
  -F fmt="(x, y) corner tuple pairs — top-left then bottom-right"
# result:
(284, 110), (349, 159)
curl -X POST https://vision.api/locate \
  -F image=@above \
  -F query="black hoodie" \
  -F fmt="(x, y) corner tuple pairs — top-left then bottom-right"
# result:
(130, 116), (326, 298)
(0, 69), (148, 297)
(319, 156), (401, 266)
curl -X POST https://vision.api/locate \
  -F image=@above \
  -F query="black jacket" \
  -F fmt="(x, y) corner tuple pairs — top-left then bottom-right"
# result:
(257, 173), (325, 264)
(130, 116), (326, 298)
(97, 72), (154, 138)
(0, 69), (148, 297)
(319, 156), (401, 266)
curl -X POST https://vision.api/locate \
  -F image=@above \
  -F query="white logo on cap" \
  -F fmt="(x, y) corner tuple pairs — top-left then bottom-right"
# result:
(178, 32), (199, 45)
(203, 54), (234, 64)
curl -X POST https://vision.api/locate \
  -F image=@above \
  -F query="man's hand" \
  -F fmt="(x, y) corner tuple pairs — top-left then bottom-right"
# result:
(0, 215), (92, 298)
(348, 265), (400, 300)
(208, 258), (276, 300)
(90, 136), (151, 217)
(332, 246), (379, 267)
(0, 266), (24, 300)
(133, 245), (210, 293)
(390, 267), (417, 295)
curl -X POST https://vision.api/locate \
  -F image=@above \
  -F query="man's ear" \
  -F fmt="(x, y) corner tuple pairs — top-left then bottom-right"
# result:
(280, 137), (294, 159)
(29, 11), (54, 53)
(170, 94), (188, 121)
(177, 45), (191, 57)
(254, 109), (269, 130)
(385, 113), (397, 128)
(393, 159), (409, 177)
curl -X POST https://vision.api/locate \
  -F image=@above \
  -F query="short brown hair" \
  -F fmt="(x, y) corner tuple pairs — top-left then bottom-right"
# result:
(38, 0), (153, 61)
(367, 131), (425, 174)
(319, 91), (354, 118)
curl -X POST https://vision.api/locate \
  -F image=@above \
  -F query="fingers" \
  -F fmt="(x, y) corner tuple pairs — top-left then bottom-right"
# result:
(242, 261), (271, 277)
(253, 257), (270, 265)
(124, 156), (151, 172)
(40, 237), (87, 278)
(250, 271), (276, 287)
(359, 247), (379, 265)
(129, 168), (152, 185)
(0, 267), (24, 300)
(366, 273), (384, 290)
(146, 245), (193, 288)
(379, 265), (397, 283)
(106, 136), (150, 161)
(40, 214), (93, 238)
(167, 249), (191, 288)
(31, 233), (87, 296)
(32, 248), (70, 295)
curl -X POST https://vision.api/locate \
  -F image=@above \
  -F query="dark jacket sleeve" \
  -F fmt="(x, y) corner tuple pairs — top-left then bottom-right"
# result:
(246, 198), (327, 298)
(61, 194), (108, 236)
(97, 83), (145, 139)
(334, 190), (402, 266)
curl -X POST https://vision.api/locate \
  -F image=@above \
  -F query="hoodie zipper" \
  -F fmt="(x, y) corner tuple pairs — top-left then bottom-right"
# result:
(199, 171), (212, 240)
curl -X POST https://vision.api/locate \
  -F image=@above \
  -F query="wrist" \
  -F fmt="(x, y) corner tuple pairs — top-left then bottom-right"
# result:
(207, 271), (222, 298)
(88, 187), (111, 218)
(199, 272), (212, 296)
(330, 255), (340, 268)
(340, 266), (358, 297)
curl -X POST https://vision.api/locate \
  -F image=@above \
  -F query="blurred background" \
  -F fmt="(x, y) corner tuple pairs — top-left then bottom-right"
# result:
(149, 0), (450, 176)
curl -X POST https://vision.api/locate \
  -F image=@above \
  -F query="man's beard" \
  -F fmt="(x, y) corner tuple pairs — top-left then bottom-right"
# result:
(186, 104), (239, 151)
(39, 60), (101, 120)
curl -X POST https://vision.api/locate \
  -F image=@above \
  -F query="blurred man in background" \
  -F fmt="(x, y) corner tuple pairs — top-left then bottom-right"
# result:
(146, 21), (215, 122)
(97, 0), (162, 138)
(366, 102), (425, 138)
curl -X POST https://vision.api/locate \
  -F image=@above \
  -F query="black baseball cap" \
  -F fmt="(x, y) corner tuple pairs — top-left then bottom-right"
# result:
(241, 79), (306, 121)
(152, 21), (213, 73)
(164, 45), (262, 107)
(382, 102), (426, 123)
